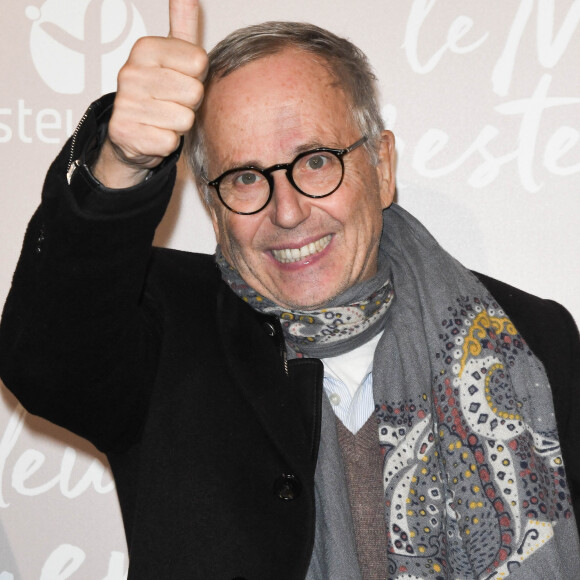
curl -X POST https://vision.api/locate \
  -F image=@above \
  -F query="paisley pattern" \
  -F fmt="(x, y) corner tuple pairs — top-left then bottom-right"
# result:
(377, 295), (573, 579)
(275, 283), (394, 355)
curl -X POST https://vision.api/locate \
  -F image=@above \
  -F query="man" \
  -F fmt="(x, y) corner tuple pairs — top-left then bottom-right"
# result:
(1, 0), (579, 578)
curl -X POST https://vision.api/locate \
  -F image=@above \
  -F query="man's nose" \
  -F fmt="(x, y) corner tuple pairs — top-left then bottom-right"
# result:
(269, 170), (311, 229)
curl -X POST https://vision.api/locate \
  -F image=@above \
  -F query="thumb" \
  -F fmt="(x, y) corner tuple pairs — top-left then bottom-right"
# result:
(168, 0), (199, 44)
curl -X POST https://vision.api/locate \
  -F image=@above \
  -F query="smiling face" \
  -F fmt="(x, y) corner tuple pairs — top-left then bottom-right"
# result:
(202, 49), (396, 310)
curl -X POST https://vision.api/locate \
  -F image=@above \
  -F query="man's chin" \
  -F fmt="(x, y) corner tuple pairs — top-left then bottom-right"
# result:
(244, 270), (345, 311)
(268, 288), (340, 312)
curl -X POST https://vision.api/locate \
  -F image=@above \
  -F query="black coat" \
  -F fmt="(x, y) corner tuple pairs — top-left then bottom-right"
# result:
(1, 96), (579, 579)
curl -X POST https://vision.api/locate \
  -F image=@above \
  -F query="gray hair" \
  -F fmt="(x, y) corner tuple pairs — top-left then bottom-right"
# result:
(186, 21), (384, 204)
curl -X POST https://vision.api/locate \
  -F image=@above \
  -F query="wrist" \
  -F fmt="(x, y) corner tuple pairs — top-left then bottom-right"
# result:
(91, 139), (153, 189)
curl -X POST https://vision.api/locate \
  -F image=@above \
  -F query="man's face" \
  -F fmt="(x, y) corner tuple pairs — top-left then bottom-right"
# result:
(203, 49), (396, 310)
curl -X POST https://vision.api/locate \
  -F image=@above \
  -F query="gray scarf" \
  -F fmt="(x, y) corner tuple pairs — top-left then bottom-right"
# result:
(217, 204), (580, 579)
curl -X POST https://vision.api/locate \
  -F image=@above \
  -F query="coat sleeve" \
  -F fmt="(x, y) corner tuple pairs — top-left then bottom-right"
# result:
(553, 300), (580, 525)
(0, 94), (180, 452)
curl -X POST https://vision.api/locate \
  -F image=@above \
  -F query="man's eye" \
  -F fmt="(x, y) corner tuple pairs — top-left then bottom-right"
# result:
(305, 154), (328, 170)
(234, 171), (261, 186)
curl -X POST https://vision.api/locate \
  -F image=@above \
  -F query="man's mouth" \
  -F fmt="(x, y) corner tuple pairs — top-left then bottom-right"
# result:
(271, 234), (332, 264)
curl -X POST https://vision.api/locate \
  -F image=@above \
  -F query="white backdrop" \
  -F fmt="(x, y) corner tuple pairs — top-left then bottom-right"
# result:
(1, 1), (579, 578)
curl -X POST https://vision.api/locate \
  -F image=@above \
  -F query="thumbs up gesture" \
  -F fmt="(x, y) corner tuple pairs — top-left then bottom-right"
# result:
(93, 0), (208, 188)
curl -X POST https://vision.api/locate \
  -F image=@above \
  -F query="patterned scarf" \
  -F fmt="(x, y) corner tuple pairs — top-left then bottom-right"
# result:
(216, 204), (580, 579)
(216, 246), (394, 359)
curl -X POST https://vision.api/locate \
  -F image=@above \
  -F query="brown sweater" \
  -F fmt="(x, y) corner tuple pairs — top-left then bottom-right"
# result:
(337, 416), (388, 580)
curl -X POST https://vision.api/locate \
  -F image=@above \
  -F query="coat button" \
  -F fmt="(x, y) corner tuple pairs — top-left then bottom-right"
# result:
(264, 321), (276, 337)
(274, 474), (302, 500)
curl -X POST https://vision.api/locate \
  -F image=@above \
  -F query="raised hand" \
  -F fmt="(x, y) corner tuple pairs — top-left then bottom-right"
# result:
(93, 0), (208, 188)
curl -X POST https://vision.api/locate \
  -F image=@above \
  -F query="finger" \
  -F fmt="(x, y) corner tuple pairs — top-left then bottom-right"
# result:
(152, 72), (205, 111)
(140, 100), (197, 135)
(109, 120), (183, 164)
(113, 95), (196, 136)
(118, 58), (205, 109)
(168, 0), (199, 44)
(118, 125), (181, 166)
(126, 37), (207, 79)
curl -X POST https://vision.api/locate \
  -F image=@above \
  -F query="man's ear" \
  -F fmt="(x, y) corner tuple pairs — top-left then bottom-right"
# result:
(376, 130), (396, 209)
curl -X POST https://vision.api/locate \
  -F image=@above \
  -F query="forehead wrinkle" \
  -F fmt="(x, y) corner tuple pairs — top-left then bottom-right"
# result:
(274, 103), (301, 131)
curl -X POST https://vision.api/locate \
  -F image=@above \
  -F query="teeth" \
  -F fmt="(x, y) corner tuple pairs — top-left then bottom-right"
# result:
(272, 235), (332, 264)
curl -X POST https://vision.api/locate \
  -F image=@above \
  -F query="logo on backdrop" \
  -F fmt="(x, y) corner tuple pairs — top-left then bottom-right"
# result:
(26, 0), (146, 96)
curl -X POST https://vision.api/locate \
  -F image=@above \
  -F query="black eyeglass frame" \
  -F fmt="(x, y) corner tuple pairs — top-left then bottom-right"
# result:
(205, 136), (368, 215)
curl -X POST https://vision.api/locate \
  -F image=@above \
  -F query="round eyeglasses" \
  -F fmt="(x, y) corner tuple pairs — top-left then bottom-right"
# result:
(206, 136), (368, 215)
